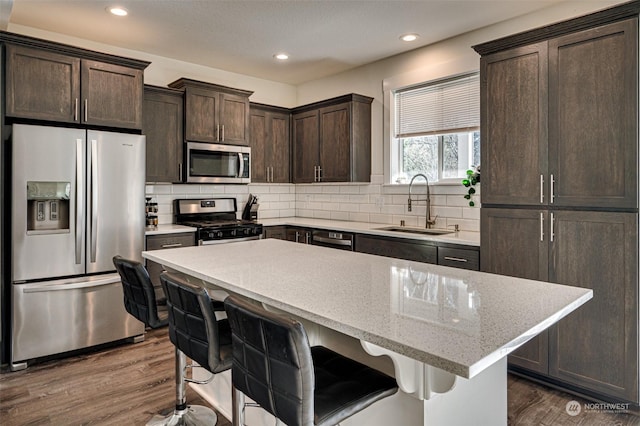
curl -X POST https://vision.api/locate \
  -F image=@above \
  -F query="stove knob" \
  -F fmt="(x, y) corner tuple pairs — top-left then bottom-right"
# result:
(231, 229), (237, 236)
(208, 232), (215, 239)
(216, 231), (223, 238)
(243, 228), (250, 235)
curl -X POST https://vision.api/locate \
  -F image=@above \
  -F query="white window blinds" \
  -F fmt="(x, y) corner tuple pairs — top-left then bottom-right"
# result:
(395, 72), (480, 138)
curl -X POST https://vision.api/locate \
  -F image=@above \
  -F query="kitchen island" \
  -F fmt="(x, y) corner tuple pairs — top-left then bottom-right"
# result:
(142, 239), (592, 426)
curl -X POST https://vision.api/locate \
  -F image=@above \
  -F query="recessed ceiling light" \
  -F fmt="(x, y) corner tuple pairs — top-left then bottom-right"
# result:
(274, 53), (289, 61)
(400, 33), (419, 42)
(107, 6), (128, 16)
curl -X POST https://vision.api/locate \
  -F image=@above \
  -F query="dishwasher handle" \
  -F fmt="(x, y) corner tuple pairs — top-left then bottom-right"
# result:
(312, 235), (353, 247)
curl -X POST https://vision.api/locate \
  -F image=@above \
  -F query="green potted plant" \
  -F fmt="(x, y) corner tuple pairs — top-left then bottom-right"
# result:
(462, 166), (480, 207)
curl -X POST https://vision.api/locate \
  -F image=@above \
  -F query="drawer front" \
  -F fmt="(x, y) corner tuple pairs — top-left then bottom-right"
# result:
(264, 226), (287, 240)
(438, 247), (480, 271)
(146, 232), (195, 299)
(356, 235), (437, 264)
(146, 232), (195, 250)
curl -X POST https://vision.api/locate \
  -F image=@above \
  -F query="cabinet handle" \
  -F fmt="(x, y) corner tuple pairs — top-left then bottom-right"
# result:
(318, 166), (322, 182)
(84, 99), (88, 122)
(306, 232), (311, 244)
(443, 256), (468, 263)
(550, 174), (555, 204)
(550, 212), (555, 242)
(178, 163), (182, 179)
(161, 243), (183, 248)
(295, 231), (301, 243)
(74, 98), (79, 122)
(266, 167), (270, 182)
(313, 166), (317, 182)
(221, 125), (225, 141)
(271, 167), (274, 182)
(540, 174), (544, 204)
(540, 212), (544, 242)
(216, 124), (220, 141)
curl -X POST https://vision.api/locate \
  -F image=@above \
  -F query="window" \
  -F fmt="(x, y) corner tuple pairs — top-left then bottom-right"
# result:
(392, 72), (480, 184)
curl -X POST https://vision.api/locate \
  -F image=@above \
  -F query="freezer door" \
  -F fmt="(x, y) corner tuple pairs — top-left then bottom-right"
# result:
(11, 273), (145, 365)
(86, 131), (145, 273)
(12, 124), (86, 281)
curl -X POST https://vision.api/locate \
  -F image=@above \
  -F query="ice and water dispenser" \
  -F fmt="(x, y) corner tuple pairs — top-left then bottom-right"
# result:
(26, 181), (70, 234)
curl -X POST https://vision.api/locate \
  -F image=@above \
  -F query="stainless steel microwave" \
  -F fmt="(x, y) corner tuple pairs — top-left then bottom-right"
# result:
(186, 142), (251, 184)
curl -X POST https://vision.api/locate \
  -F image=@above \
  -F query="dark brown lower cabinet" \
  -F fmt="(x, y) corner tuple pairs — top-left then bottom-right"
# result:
(145, 232), (196, 300)
(481, 208), (549, 373)
(263, 226), (286, 240)
(482, 208), (638, 402)
(356, 234), (437, 264)
(548, 211), (637, 402)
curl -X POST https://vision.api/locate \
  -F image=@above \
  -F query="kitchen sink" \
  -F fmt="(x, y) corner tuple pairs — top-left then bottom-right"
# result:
(375, 226), (454, 236)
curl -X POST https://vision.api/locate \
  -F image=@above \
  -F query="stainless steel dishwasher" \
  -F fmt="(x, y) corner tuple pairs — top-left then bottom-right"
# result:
(311, 230), (354, 251)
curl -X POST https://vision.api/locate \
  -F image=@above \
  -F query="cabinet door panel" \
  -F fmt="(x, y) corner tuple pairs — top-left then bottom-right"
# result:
(143, 88), (183, 183)
(549, 19), (637, 209)
(481, 43), (548, 206)
(319, 103), (350, 182)
(356, 235), (437, 264)
(185, 87), (218, 142)
(271, 113), (291, 183)
(249, 111), (268, 182)
(6, 45), (80, 123)
(292, 111), (320, 183)
(481, 208), (549, 373)
(549, 211), (637, 402)
(220, 93), (249, 145)
(81, 60), (142, 129)
(146, 233), (195, 300)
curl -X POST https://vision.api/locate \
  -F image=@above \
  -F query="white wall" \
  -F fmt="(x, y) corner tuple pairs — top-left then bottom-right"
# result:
(8, 1), (626, 233)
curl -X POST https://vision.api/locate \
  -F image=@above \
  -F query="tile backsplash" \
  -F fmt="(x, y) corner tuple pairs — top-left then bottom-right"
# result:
(146, 175), (480, 232)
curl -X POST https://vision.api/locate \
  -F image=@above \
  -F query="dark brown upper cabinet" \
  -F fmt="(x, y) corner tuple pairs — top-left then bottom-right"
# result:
(479, 18), (638, 210)
(168, 78), (253, 146)
(3, 36), (148, 130)
(81, 60), (143, 129)
(292, 94), (372, 183)
(143, 85), (184, 183)
(250, 103), (290, 183)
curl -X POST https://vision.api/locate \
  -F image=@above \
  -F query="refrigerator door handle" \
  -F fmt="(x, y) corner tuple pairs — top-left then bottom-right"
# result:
(75, 139), (84, 264)
(22, 276), (121, 293)
(90, 139), (98, 263)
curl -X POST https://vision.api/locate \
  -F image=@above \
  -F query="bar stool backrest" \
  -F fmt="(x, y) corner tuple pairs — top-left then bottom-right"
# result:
(160, 272), (229, 374)
(113, 255), (167, 329)
(224, 295), (315, 426)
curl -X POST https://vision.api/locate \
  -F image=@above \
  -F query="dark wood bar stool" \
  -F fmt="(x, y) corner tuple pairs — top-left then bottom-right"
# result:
(149, 271), (232, 425)
(113, 255), (168, 329)
(224, 295), (398, 426)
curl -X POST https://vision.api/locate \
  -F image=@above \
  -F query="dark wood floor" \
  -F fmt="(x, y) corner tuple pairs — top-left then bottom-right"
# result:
(1, 328), (638, 425)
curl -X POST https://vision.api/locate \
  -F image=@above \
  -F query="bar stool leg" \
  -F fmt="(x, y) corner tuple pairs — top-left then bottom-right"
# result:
(147, 348), (218, 425)
(232, 384), (245, 426)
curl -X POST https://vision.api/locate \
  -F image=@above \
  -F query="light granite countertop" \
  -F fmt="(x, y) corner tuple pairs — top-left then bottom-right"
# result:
(142, 239), (591, 379)
(145, 224), (197, 236)
(259, 217), (480, 246)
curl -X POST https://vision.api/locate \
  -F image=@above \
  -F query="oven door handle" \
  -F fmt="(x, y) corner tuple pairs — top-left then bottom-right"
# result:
(237, 152), (244, 178)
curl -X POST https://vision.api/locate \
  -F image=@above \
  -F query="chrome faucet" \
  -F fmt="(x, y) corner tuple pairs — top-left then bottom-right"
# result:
(408, 173), (437, 229)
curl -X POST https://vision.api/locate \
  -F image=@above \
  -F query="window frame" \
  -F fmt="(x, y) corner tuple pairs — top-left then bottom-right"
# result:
(383, 68), (480, 186)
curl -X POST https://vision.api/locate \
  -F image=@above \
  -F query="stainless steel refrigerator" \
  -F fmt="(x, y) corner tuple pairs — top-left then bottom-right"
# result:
(10, 124), (146, 370)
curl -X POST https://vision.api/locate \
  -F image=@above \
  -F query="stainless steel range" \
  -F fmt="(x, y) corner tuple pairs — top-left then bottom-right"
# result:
(174, 198), (262, 245)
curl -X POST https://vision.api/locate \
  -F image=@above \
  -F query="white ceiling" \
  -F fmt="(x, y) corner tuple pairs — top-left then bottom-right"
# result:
(5, 0), (573, 85)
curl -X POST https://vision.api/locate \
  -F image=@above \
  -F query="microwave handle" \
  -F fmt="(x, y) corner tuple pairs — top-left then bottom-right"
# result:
(237, 152), (244, 178)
